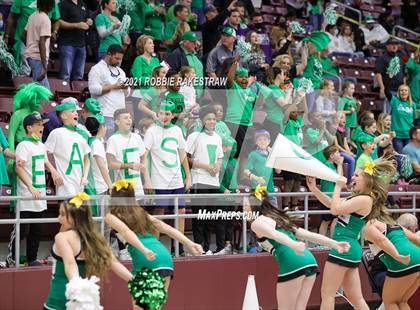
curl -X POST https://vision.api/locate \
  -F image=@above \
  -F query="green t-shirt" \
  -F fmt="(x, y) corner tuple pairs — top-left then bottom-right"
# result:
(390, 96), (416, 139)
(142, 87), (162, 112)
(406, 57), (420, 106)
(305, 127), (329, 162)
(308, 0), (321, 14)
(11, 0), (60, 64)
(183, 47), (204, 98)
(131, 55), (160, 89)
(265, 84), (286, 130)
(166, 5), (196, 30)
(339, 96), (358, 129)
(163, 20), (178, 41)
(301, 55), (323, 89)
(95, 13), (122, 53)
(246, 150), (275, 192)
(320, 55), (339, 77)
(166, 91), (185, 114)
(0, 128), (10, 185)
(356, 153), (373, 170)
(320, 161), (337, 195)
(219, 155), (239, 193)
(143, 0), (164, 40)
(225, 82), (257, 126)
(283, 115), (304, 146)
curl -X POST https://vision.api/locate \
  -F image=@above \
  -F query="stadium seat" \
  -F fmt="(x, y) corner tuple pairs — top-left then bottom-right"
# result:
(262, 14), (276, 25)
(353, 58), (375, 69)
(0, 97), (13, 122)
(13, 76), (32, 89)
(340, 68), (360, 79)
(274, 7), (288, 15)
(0, 122), (9, 135)
(49, 78), (80, 99)
(261, 5), (275, 14)
(71, 80), (89, 92)
(358, 70), (375, 82)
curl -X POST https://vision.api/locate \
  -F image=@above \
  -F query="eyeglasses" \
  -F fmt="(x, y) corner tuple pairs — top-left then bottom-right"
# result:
(108, 65), (120, 78)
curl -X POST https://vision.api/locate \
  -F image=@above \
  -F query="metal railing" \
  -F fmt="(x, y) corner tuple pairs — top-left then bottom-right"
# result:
(332, 0), (362, 25)
(391, 26), (420, 49)
(0, 191), (418, 268)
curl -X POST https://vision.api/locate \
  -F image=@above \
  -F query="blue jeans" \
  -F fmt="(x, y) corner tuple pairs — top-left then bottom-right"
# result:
(59, 45), (86, 81)
(27, 57), (50, 89)
(309, 14), (323, 31)
(393, 138), (410, 154)
(340, 151), (355, 181)
(104, 116), (115, 141)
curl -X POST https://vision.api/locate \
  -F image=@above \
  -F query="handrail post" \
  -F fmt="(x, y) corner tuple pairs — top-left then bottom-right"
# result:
(242, 197), (247, 254)
(332, 0), (361, 24)
(174, 197), (179, 257)
(15, 199), (21, 268)
(100, 196), (105, 235)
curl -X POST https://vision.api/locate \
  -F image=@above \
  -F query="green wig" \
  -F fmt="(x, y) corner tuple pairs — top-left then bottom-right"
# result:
(13, 82), (53, 112)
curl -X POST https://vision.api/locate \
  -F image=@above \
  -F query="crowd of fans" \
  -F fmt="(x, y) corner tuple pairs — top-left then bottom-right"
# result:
(0, 0), (419, 264)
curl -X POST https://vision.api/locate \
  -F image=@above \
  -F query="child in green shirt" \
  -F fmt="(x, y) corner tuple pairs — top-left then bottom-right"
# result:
(354, 117), (390, 160)
(355, 135), (374, 170)
(305, 111), (332, 162)
(339, 81), (360, 139)
(319, 145), (343, 237)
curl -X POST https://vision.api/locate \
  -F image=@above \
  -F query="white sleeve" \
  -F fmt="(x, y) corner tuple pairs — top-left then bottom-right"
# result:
(216, 136), (224, 159)
(106, 136), (118, 156)
(143, 128), (154, 151)
(185, 132), (197, 155)
(88, 65), (103, 96)
(44, 130), (57, 153)
(178, 129), (186, 150)
(80, 139), (91, 156)
(92, 140), (106, 159)
(15, 143), (28, 163)
(137, 135), (146, 157)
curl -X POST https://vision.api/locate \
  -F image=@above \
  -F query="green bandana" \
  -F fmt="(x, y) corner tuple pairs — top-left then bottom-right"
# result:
(63, 124), (89, 141)
(22, 134), (41, 142)
(156, 121), (174, 129)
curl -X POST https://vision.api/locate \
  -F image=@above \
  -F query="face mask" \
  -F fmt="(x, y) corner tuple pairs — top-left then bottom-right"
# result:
(254, 22), (263, 29)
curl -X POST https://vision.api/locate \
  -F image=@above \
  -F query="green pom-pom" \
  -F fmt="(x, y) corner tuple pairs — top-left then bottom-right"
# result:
(128, 268), (168, 310)
(117, 0), (136, 14)
(387, 56), (400, 78)
(0, 40), (25, 76)
(116, 14), (131, 36)
(237, 38), (252, 62)
(297, 78), (314, 94)
(313, 58), (323, 79)
(14, 82), (53, 112)
(290, 21), (305, 34)
(324, 7), (338, 25)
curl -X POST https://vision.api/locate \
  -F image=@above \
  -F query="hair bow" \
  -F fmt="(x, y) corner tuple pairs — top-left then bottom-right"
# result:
(69, 192), (90, 208)
(254, 184), (267, 201)
(364, 162), (375, 175)
(114, 179), (136, 191)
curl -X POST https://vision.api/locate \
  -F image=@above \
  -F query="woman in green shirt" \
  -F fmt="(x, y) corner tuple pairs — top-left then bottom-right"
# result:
(263, 67), (292, 139)
(131, 35), (161, 91)
(390, 84), (417, 153)
(95, 0), (130, 60)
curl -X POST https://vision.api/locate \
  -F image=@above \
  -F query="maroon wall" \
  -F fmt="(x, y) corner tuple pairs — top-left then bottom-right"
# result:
(1, 251), (410, 310)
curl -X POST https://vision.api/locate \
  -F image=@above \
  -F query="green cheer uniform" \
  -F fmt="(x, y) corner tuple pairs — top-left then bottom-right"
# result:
(327, 195), (370, 267)
(258, 227), (319, 282)
(44, 249), (85, 310)
(128, 233), (174, 278)
(370, 225), (420, 278)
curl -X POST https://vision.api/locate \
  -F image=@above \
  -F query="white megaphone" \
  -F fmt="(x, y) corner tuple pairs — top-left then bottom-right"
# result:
(242, 275), (260, 310)
(267, 133), (341, 182)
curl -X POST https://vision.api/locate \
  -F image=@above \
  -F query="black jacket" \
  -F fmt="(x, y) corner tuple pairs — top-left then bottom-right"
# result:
(167, 47), (189, 73)
(202, 8), (230, 55)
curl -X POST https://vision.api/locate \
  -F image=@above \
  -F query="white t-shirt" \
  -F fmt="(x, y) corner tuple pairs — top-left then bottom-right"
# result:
(143, 124), (186, 190)
(179, 85), (196, 112)
(45, 127), (91, 196)
(15, 141), (47, 212)
(186, 131), (223, 187)
(106, 132), (146, 197)
(91, 138), (108, 194)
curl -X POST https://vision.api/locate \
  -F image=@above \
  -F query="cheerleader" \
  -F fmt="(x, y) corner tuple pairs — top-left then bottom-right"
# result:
(44, 193), (133, 310)
(244, 186), (350, 310)
(105, 180), (203, 309)
(364, 212), (419, 309)
(307, 158), (397, 310)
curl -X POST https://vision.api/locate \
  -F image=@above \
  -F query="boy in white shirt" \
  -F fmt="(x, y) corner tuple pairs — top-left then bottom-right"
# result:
(85, 114), (113, 216)
(45, 102), (91, 196)
(106, 109), (146, 198)
(143, 100), (191, 253)
(7, 113), (62, 267)
(186, 106), (224, 254)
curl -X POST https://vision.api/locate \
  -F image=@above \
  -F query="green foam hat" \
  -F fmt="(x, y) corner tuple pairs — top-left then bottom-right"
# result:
(159, 100), (176, 111)
(302, 31), (331, 52)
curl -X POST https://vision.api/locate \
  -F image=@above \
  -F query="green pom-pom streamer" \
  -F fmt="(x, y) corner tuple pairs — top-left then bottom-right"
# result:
(237, 38), (252, 62)
(324, 7), (338, 25)
(313, 58), (323, 79)
(128, 268), (167, 310)
(14, 82), (53, 112)
(387, 56), (400, 78)
(116, 14), (131, 36)
(297, 78), (314, 94)
(290, 21), (305, 34)
(0, 40), (25, 76)
(117, 0), (136, 14)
